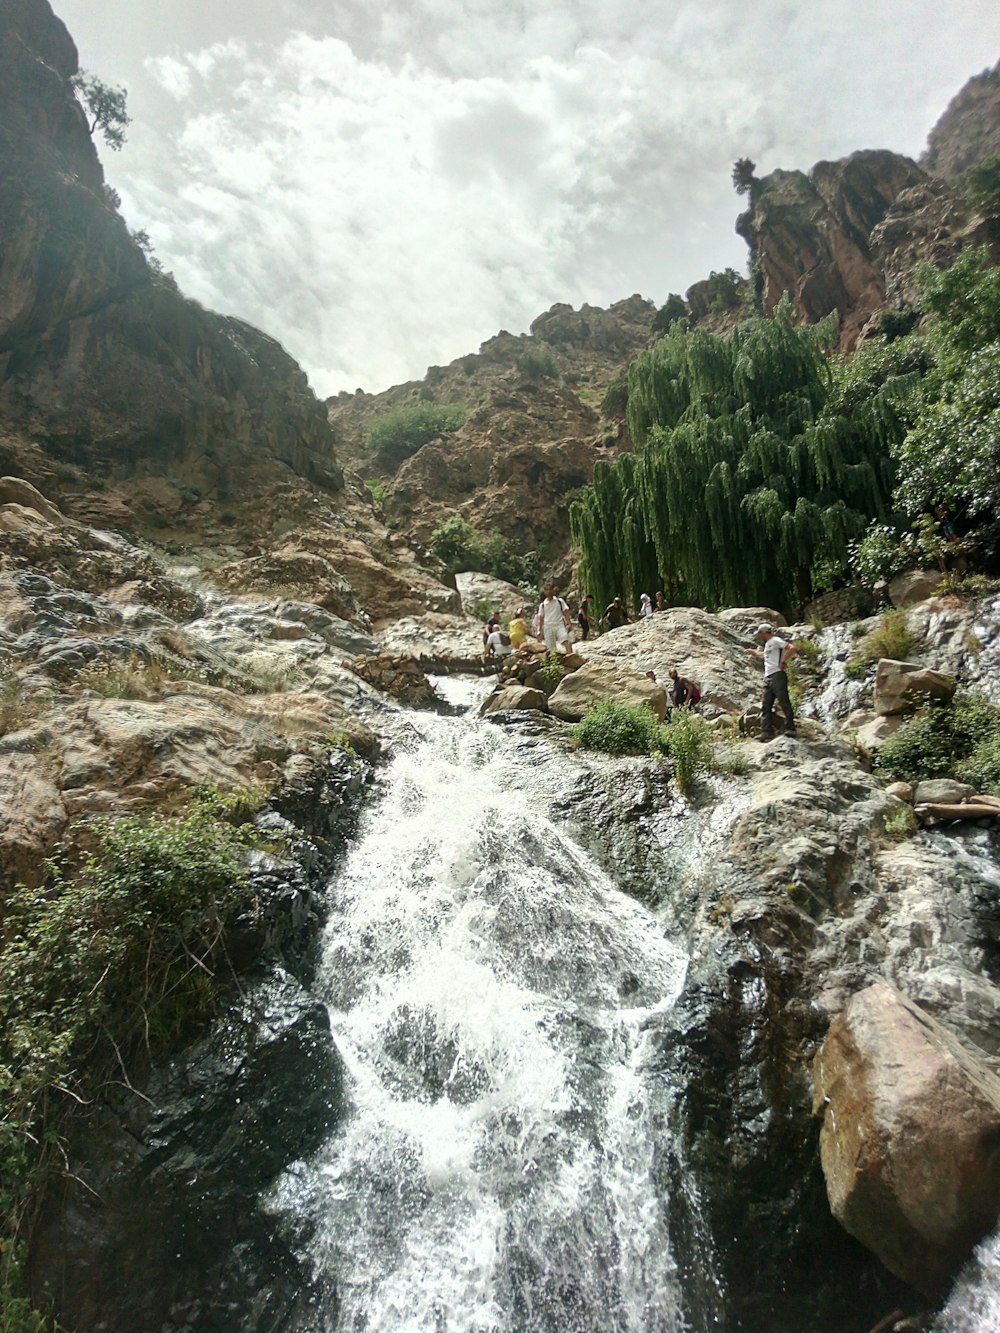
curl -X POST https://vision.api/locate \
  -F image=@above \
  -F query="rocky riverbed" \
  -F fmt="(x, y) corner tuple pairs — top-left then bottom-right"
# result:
(5, 477), (1000, 1329)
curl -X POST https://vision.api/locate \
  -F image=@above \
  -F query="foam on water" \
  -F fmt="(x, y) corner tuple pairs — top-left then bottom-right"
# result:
(270, 696), (690, 1330)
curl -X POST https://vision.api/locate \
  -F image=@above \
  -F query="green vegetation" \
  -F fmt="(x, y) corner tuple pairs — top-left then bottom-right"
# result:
(365, 402), (467, 460)
(575, 699), (664, 755)
(431, 515), (538, 587)
(883, 804), (918, 839)
(70, 71), (130, 150)
(573, 247), (1000, 613)
(864, 609), (915, 663)
(517, 347), (560, 380)
(844, 656), (868, 681)
(731, 158), (757, 197)
(365, 479), (387, 507)
(651, 294), (687, 336)
(0, 798), (262, 1327)
(573, 701), (719, 796)
(873, 692), (1000, 791)
(571, 298), (895, 612)
(534, 653), (565, 693)
(601, 369), (629, 417)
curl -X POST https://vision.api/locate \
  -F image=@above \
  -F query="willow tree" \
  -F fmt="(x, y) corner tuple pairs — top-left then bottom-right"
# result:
(571, 298), (898, 612)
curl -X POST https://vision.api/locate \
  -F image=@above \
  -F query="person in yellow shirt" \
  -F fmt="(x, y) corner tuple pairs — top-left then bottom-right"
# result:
(508, 607), (529, 649)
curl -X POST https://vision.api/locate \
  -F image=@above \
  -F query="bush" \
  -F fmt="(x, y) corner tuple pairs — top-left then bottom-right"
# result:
(517, 347), (560, 380)
(430, 517), (539, 586)
(0, 802), (260, 1322)
(575, 699), (665, 755)
(865, 609), (915, 662)
(365, 402), (466, 460)
(651, 294), (687, 335)
(601, 369), (629, 418)
(534, 653), (565, 693)
(661, 710), (714, 796)
(874, 692), (1000, 789)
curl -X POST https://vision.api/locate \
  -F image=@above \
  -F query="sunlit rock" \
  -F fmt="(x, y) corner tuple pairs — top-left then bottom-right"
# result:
(813, 980), (1000, 1299)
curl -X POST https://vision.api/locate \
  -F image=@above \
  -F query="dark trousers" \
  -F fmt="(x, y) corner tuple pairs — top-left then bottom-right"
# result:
(761, 670), (795, 738)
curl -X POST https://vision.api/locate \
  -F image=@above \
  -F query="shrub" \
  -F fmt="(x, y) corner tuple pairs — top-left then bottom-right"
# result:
(865, 609), (915, 662)
(844, 656), (868, 680)
(601, 370), (629, 418)
(365, 402), (466, 460)
(517, 347), (560, 380)
(575, 699), (665, 755)
(652, 294), (687, 335)
(0, 802), (259, 1324)
(661, 710), (714, 796)
(430, 517), (539, 586)
(365, 479), (386, 507)
(874, 692), (1000, 789)
(535, 653), (565, 693)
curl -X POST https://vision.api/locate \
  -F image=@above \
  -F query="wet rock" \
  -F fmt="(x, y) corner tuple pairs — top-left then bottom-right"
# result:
(480, 684), (548, 715)
(874, 658), (956, 715)
(31, 974), (346, 1333)
(813, 980), (1000, 1299)
(344, 652), (438, 706)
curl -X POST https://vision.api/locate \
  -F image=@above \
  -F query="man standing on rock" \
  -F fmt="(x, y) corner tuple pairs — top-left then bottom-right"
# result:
(536, 584), (574, 655)
(746, 623), (797, 741)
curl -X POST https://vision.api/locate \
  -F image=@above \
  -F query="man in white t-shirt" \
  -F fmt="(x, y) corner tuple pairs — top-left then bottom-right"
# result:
(486, 623), (514, 661)
(535, 584), (574, 655)
(745, 622), (797, 741)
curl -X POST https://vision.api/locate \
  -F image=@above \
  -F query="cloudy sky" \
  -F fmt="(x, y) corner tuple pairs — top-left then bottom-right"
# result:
(55, 0), (1000, 398)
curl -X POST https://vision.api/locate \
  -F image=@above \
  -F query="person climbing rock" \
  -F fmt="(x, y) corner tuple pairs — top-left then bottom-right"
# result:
(577, 594), (595, 640)
(745, 623), (797, 741)
(536, 584), (574, 655)
(639, 592), (654, 618)
(602, 597), (629, 630)
(668, 669), (701, 711)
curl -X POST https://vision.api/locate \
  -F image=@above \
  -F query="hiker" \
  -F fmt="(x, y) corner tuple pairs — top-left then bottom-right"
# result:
(639, 593), (654, 618)
(577, 594), (595, 640)
(509, 607), (529, 649)
(745, 623), (797, 741)
(654, 592), (668, 612)
(536, 584), (574, 655)
(602, 597), (629, 630)
(486, 620), (514, 661)
(668, 668), (701, 711)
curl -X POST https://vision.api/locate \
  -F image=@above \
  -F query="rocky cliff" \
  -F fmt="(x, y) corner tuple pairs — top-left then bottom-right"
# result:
(922, 58), (1000, 180)
(328, 297), (654, 558)
(0, 0), (346, 531)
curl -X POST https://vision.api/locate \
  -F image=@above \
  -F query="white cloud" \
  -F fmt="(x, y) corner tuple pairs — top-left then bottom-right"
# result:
(83, 0), (1000, 395)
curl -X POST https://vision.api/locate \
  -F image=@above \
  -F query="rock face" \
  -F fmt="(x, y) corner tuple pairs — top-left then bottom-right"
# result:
(0, 0), (343, 517)
(580, 608), (763, 716)
(813, 981), (1000, 1299)
(922, 59), (1000, 180)
(328, 297), (655, 564)
(873, 658), (956, 715)
(547, 658), (667, 722)
(736, 151), (928, 349)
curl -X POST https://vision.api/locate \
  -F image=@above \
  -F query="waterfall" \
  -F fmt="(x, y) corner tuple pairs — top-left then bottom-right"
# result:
(269, 678), (692, 1330)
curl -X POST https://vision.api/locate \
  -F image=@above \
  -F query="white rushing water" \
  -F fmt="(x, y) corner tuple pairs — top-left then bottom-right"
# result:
(271, 678), (691, 1331)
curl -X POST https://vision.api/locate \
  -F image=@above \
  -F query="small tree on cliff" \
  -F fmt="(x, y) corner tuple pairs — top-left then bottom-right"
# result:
(732, 157), (757, 197)
(71, 71), (130, 151)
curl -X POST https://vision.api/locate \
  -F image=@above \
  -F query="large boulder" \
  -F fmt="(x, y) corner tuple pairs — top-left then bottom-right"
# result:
(887, 569), (943, 608)
(580, 607), (762, 717)
(547, 658), (666, 722)
(480, 684), (548, 716)
(455, 572), (529, 616)
(812, 981), (1000, 1298)
(874, 659), (956, 716)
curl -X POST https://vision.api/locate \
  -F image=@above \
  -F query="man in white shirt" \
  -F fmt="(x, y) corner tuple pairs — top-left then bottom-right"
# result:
(486, 623), (514, 661)
(745, 622), (797, 741)
(536, 584), (574, 655)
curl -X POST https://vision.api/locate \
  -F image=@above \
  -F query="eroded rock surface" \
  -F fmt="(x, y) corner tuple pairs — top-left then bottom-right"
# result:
(813, 981), (1000, 1299)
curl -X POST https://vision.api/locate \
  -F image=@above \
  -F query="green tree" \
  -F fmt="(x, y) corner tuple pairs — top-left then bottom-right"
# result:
(71, 71), (130, 151)
(365, 401), (467, 465)
(570, 299), (897, 612)
(732, 157), (757, 197)
(652, 293), (687, 335)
